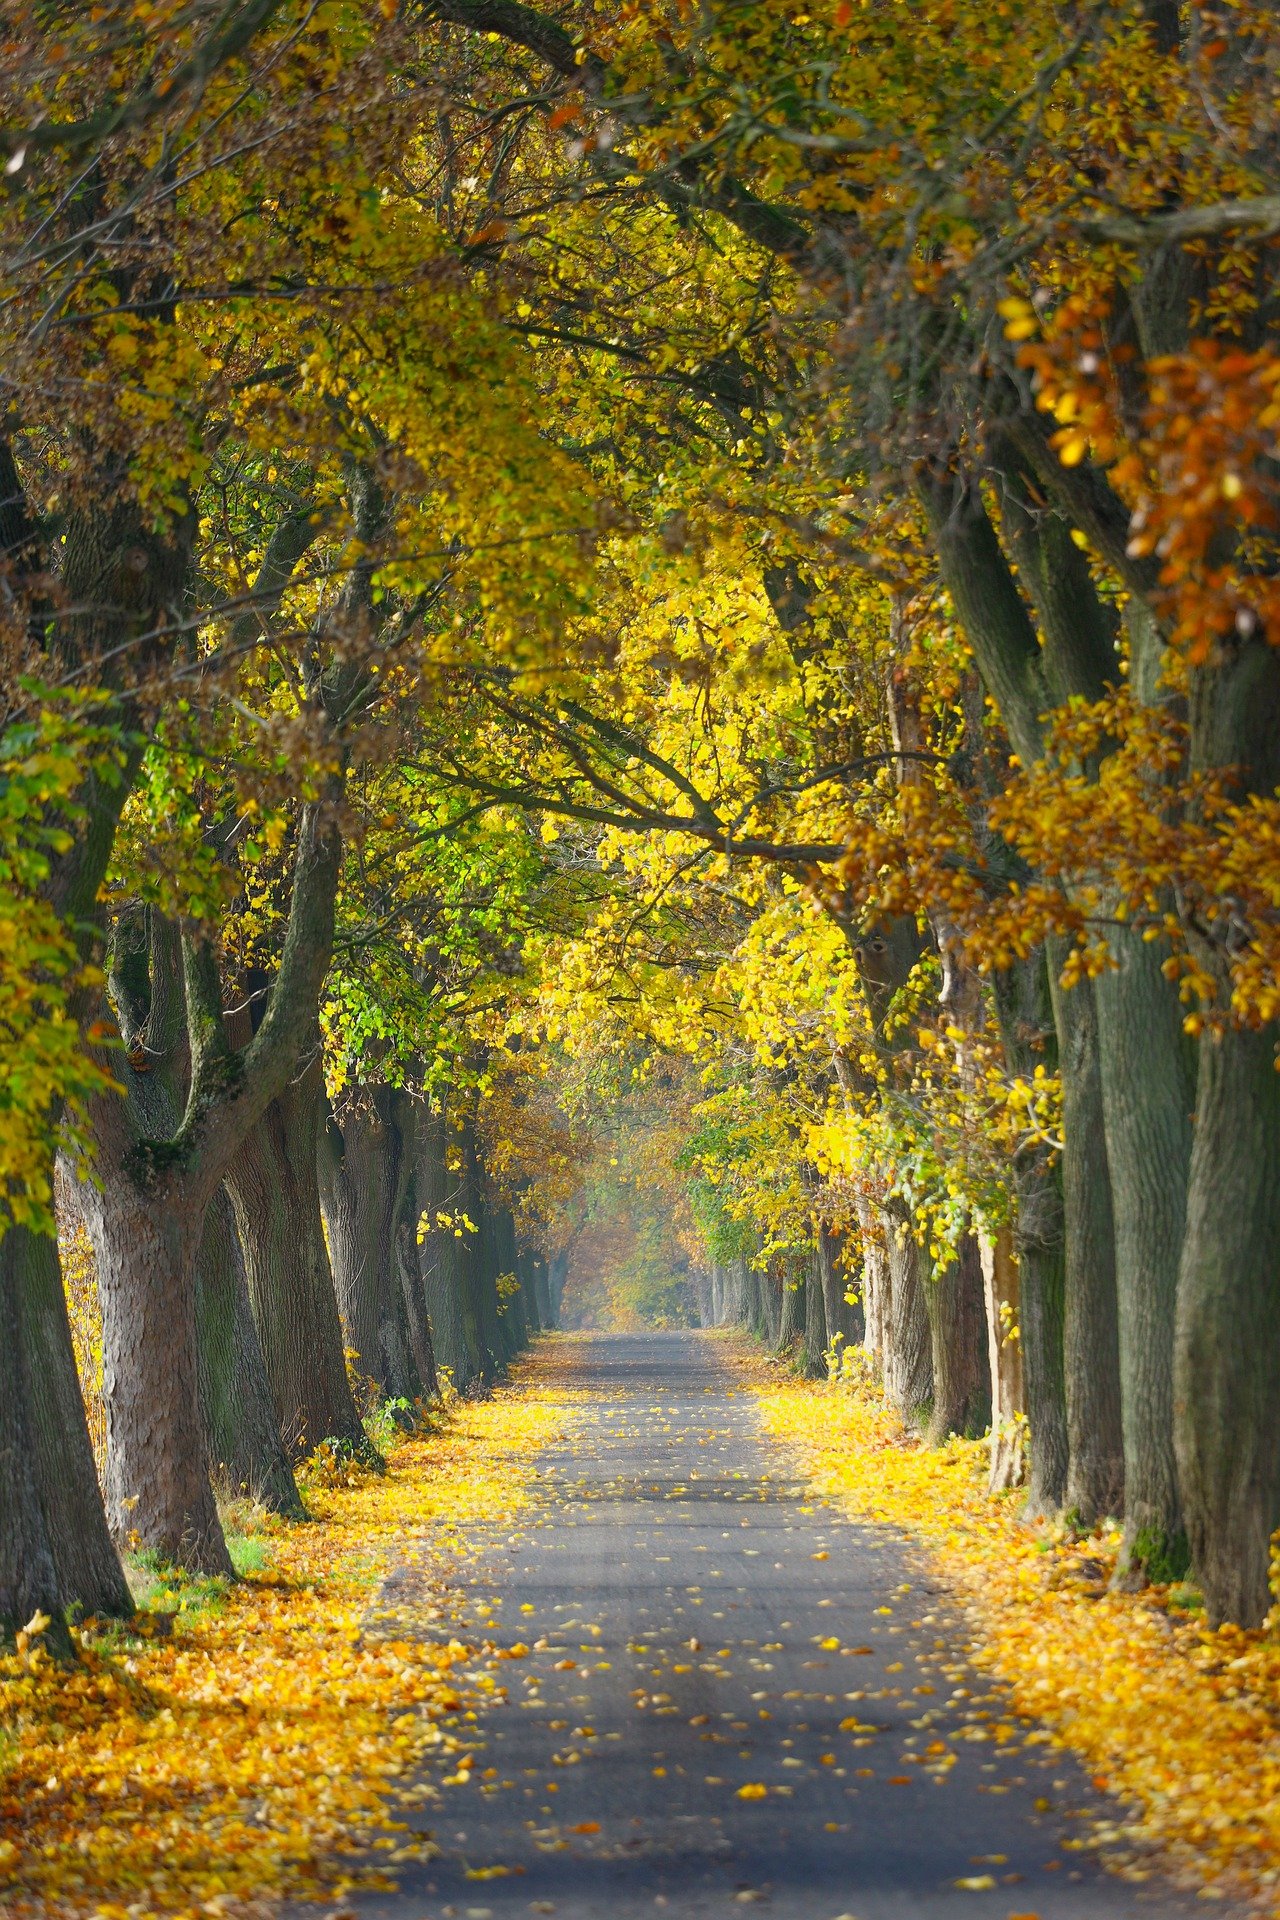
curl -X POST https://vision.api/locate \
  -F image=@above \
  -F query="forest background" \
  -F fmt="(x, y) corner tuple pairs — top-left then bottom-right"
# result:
(3, 0), (1280, 1693)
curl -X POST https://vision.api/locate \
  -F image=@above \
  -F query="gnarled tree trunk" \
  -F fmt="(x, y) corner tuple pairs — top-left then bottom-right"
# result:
(228, 1058), (365, 1459)
(196, 1187), (302, 1517)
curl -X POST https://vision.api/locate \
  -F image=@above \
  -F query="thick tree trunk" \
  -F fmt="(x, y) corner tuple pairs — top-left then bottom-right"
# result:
(980, 1226), (1026, 1493)
(78, 1174), (230, 1574)
(195, 1187), (303, 1517)
(1175, 1024), (1280, 1625)
(1010, 1152), (1068, 1515)
(883, 1217), (933, 1428)
(319, 1089), (421, 1405)
(745, 1263), (769, 1341)
(0, 1252), (66, 1647)
(227, 1062), (366, 1458)
(925, 1235), (988, 1445)
(776, 1259), (804, 1354)
(1174, 635), (1280, 1626)
(1, 1224), (133, 1641)
(1094, 935), (1193, 1580)
(801, 1246), (828, 1376)
(1048, 963), (1125, 1523)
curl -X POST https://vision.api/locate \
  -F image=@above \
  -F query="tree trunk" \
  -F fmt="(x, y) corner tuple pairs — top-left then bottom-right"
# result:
(195, 1187), (303, 1516)
(857, 1200), (889, 1376)
(1094, 934), (1194, 1580)
(925, 1235), (988, 1444)
(0, 466), (192, 1636)
(78, 1173), (230, 1574)
(992, 953), (1068, 1514)
(1175, 1023), (1280, 1625)
(745, 1263), (769, 1341)
(776, 1261), (805, 1354)
(819, 1224), (862, 1350)
(1, 1225), (133, 1641)
(1174, 634), (1280, 1626)
(980, 1225), (1026, 1494)
(801, 1245), (828, 1377)
(883, 1216), (933, 1428)
(319, 1088), (421, 1405)
(1048, 962), (1125, 1523)
(227, 1062), (366, 1458)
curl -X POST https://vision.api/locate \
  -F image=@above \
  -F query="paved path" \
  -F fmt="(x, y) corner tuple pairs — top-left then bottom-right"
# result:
(357, 1331), (1225, 1920)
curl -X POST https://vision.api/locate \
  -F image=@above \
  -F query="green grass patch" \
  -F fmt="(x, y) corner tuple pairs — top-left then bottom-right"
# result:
(124, 1549), (233, 1621)
(225, 1533), (270, 1576)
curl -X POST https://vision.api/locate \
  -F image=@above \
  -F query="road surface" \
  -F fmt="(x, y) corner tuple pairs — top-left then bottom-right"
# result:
(354, 1331), (1225, 1919)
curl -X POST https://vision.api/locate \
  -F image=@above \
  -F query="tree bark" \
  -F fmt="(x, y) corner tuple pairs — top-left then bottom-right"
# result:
(0, 467), (191, 1629)
(1174, 633), (1280, 1626)
(227, 1058), (366, 1458)
(195, 1186), (303, 1516)
(1175, 1023), (1280, 1625)
(319, 1088), (422, 1405)
(1, 1226), (133, 1641)
(1094, 935), (1193, 1580)
(819, 1224), (862, 1350)
(988, 951), (1069, 1513)
(857, 1199), (889, 1376)
(980, 1226), (1026, 1493)
(1047, 963), (1125, 1523)
(925, 1235), (988, 1444)
(883, 1218), (933, 1428)
(801, 1245), (828, 1377)
(79, 1167), (229, 1572)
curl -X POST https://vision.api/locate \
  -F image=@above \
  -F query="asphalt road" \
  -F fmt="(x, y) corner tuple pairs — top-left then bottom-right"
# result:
(354, 1331), (1227, 1920)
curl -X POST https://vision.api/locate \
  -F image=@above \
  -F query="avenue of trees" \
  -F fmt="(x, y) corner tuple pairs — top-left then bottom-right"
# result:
(3, 0), (1280, 1645)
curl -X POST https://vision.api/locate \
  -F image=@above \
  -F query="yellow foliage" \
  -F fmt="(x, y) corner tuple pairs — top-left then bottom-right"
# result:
(0, 1380), (562, 1918)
